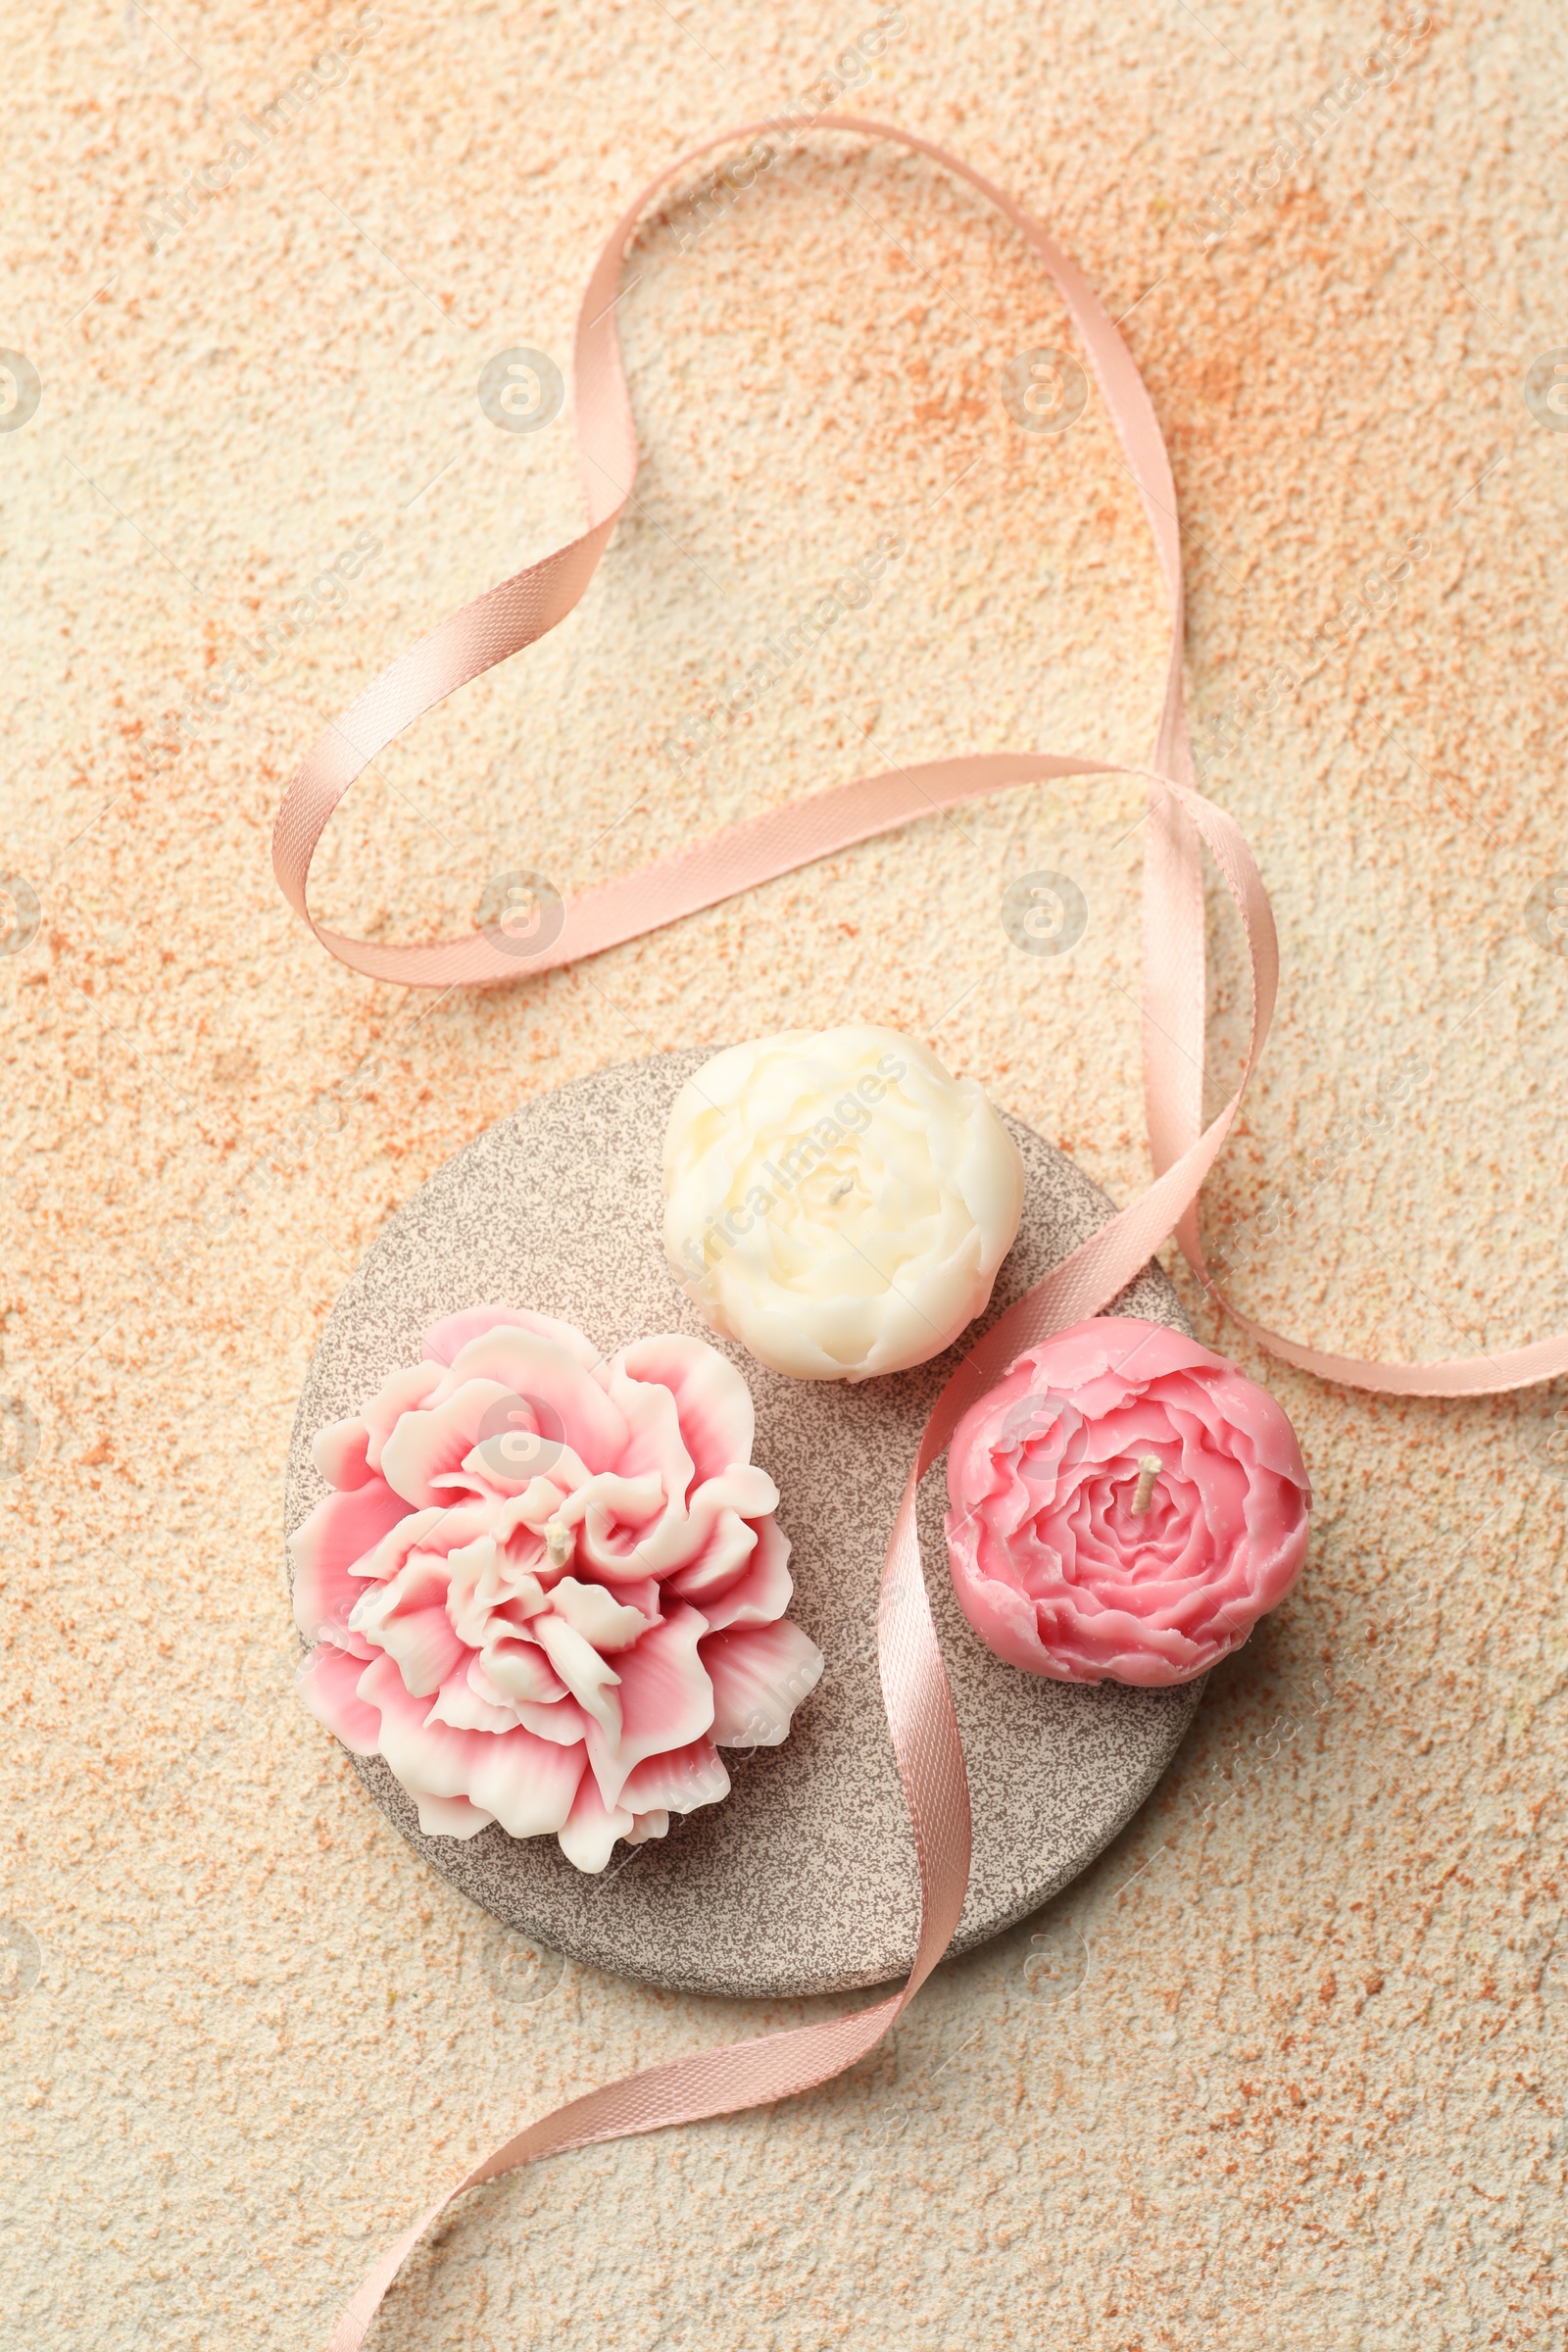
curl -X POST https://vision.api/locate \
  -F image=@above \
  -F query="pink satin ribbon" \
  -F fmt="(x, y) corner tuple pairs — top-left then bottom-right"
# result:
(271, 122), (1563, 2348)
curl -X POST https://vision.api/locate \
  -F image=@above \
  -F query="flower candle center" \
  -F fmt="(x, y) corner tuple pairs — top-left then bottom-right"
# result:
(793, 1152), (867, 1224)
(543, 1516), (574, 1570)
(1129, 1454), (1162, 1516)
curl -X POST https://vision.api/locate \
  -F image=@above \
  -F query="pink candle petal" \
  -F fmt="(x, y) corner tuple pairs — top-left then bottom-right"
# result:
(312, 1416), (375, 1490)
(404, 1789), (493, 1840)
(583, 1603), (714, 1814)
(620, 1737), (732, 1817)
(673, 1513), (794, 1630)
(421, 1302), (602, 1370)
(701, 1619), (827, 1745)
(611, 1334), (758, 1485)
(295, 1642), (383, 1754)
(560, 1773), (638, 1876)
(380, 1377), (552, 1509)
(444, 1325), (629, 1462)
(359, 1361), (445, 1473)
(289, 1479), (411, 1643)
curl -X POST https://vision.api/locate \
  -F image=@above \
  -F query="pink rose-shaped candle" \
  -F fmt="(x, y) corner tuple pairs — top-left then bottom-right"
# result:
(945, 1317), (1310, 1686)
(291, 1305), (822, 1873)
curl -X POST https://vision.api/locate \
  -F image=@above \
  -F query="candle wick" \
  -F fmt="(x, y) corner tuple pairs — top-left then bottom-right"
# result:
(543, 1517), (573, 1570)
(1130, 1454), (1162, 1516)
(829, 1176), (856, 1201)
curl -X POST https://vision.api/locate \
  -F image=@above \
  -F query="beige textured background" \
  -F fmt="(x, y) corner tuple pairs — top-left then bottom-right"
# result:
(3, 2), (1567, 2345)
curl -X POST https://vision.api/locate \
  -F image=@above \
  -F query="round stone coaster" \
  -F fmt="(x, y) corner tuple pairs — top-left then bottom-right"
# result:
(284, 1051), (1201, 1999)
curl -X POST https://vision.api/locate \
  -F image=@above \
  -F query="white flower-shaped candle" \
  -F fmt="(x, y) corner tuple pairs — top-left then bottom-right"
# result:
(662, 1025), (1025, 1382)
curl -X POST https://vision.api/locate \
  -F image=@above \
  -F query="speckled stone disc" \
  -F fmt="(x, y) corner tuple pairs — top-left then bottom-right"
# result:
(284, 1051), (1201, 1999)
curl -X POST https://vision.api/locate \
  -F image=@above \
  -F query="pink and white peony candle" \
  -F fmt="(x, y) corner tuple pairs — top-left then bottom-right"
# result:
(290, 1305), (822, 1873)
